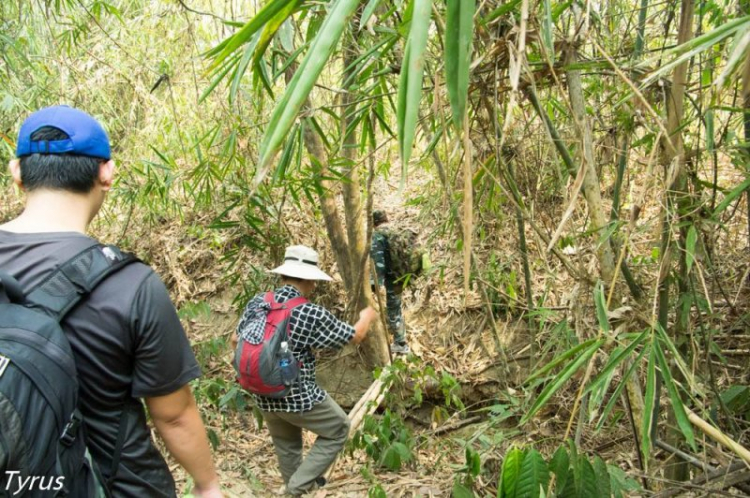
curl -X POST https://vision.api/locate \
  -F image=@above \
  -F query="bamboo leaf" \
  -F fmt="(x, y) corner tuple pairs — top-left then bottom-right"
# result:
(716, 24), (750, 88)
(596, 348), (646, 431)
(641, 343), (656, 466)
(713, 176), (750, 217)
(397, 0), (432, 187)
(256, 0), (361, 186)
(360, 0), (382, 31)
(636, 16), (750, 89)
(229, 31), (262, 104)
(593, 281), (610, 332)
(200, 52), (242, 103)
(445, 0), (475, 127)
(205, 0), (297, 71)
(483, 0), (521, 23)
(251, 0), (302, 72)
(585, 330), (648, 397)
(685, 225), (697, 274)
(522, 339), (605, 423)
(654, 337), (697, 450)
(541, 0), (555, 64)
(526, 338), (602, 384)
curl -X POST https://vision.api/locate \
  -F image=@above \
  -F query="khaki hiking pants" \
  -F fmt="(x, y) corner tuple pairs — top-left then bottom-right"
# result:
(262, 396), (351, 495)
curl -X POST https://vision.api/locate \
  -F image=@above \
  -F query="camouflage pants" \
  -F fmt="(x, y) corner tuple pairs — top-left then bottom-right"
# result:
(384, 279), (406, 344)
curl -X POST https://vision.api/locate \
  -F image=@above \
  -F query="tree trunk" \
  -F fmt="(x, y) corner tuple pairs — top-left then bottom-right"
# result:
(288, 62), (389, 368)
(339, 32), (390, 366)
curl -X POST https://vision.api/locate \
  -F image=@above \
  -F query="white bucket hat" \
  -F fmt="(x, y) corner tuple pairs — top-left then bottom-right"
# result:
(270, 245), (333, 281)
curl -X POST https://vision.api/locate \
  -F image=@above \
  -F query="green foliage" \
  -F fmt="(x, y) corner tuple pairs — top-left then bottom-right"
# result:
(350, 409), (415, 471)
(257, 0), (361, 181)
(397, 0), (432, 186)
(497, 444), (639, 498)
(444, 0), (474, 128)
(719, 385), (750, 419)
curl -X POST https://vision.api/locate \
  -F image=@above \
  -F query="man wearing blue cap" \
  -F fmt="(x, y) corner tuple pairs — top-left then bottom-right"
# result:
(0, 106), (223, 497)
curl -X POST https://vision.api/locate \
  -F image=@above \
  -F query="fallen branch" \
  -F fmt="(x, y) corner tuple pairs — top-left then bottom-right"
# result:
(323, 377), (386, 481)
(432, 415), (483, 436)
(653, 461), (750, 498)
(656, 440), (750, 495)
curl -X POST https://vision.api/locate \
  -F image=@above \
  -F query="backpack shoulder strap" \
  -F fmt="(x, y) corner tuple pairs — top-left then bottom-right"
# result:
(284, 296), (309, 309)
(24, 244), (139, 321)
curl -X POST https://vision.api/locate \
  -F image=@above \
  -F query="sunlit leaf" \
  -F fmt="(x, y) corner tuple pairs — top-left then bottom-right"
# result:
(397, 0), (432, 188)
(445, 0), (475, 127)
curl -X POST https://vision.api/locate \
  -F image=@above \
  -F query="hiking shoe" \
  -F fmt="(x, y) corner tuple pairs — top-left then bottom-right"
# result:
(390, 342), (410, 355)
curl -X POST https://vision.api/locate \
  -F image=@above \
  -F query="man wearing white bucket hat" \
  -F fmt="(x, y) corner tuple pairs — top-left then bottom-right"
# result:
(235, 245), (378, 495)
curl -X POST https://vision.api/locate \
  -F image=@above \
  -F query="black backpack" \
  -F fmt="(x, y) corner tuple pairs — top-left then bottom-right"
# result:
(0, 243), (137, 497)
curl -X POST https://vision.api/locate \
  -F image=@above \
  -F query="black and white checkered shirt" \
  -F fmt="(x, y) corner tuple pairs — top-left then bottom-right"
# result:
(236, 285), (355, 412)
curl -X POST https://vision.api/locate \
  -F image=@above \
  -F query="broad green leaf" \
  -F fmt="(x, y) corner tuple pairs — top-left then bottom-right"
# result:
(516, 449), (549, 498)
(466, 446), (481, 477)
(445, 0), (475, 127)
(653, 338), (696, 450)
(205, 0), (297, 71)
(257, 0), (361, 185)
(549, 446), (569, 494)
(381, 443), (402, 470)
(641, 344), (656, 466)
(593, 457), (611, 498)
(685, 225), (697, 274)
(522, 339), (605, 423)
(397, 0), (432, 187)
(593, 281), (610, 332)
(713, 176), (750, 218)
(499, 447), (524, 498)
(575, 457), (598, 498)
(452, 482), (475, 498)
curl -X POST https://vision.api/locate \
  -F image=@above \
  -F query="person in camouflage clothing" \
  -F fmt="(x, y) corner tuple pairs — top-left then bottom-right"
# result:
(370, 210), (410, 354)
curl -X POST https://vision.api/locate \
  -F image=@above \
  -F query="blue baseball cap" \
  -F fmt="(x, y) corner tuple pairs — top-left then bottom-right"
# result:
(15, 105), (111, 160)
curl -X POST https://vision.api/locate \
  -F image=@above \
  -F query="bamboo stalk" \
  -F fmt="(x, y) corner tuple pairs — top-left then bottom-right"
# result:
(685, 407), (750, 466)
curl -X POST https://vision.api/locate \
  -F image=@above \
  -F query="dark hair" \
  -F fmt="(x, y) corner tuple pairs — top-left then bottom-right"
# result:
(281, 276), (307, 285)
(19, 127), (103, 193)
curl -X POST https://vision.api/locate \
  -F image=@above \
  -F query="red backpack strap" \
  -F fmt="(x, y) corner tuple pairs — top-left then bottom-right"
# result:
(284, 296), (309, 309)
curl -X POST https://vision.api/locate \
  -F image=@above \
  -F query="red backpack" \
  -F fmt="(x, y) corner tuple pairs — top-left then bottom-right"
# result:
(233, 292), (308, 398)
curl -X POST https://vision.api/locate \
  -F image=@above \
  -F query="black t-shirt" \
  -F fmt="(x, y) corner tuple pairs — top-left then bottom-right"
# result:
(0, 230), (201, 497)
